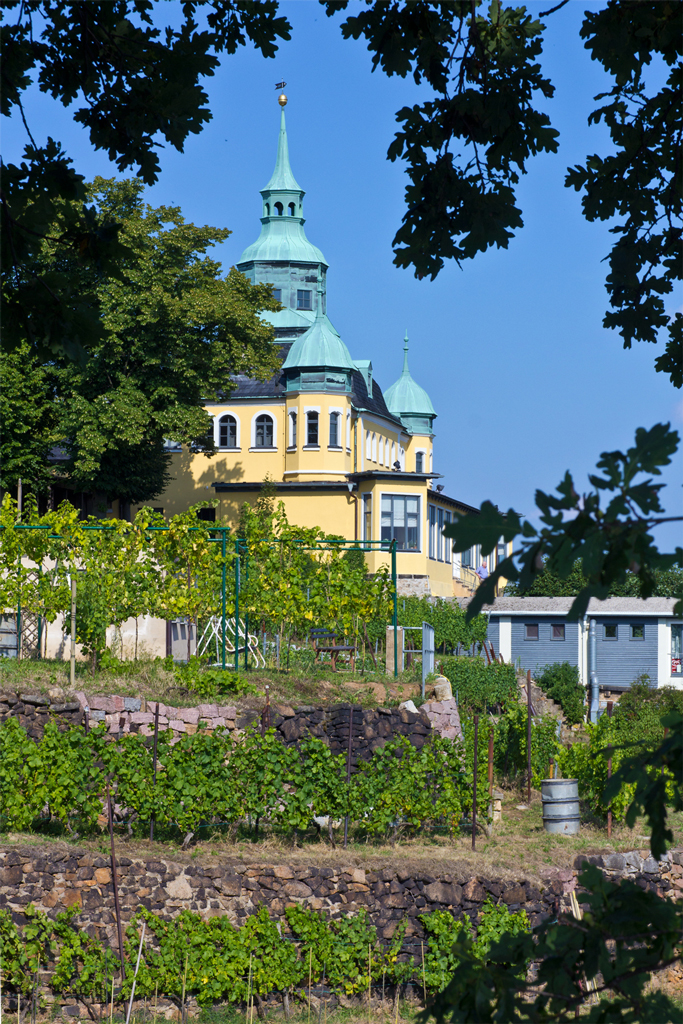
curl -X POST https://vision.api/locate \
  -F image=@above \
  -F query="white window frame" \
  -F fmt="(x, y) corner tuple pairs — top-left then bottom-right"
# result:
(372, 433), (377, 462)
(414, 447), (427, 473)
(328, 406), (343, 448)
(250, 411), (277, 450)
(346, 411), (352, 450)
(304, 405), (321, 448)
(215, 412), (241, 449)
(366, 430), (372, 461)
(288, 410), (297, 449)
(378, 436), (385, 466)
(380, 491), (422, 553)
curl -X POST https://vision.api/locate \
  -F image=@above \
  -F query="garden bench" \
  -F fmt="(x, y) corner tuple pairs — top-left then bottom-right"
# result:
(310, 629), (356, 672)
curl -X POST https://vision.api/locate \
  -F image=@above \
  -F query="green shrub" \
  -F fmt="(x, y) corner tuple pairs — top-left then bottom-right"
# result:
(441, 657), (518, 713)
(535, 662), (585, 724)
(611, 683), (683, 746)
(421, 901), (530, 993)
(493, 703), (562, 787)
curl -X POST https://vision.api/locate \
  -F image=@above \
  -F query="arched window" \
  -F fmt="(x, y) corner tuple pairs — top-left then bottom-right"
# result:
(366, 431), (372, 460)
(372, 433), (377, 462)
(274, 202), (283, 216)
(255, 414), (274, 447)
(378, 436), (384, 465)
(219, 414), (237, 448)
(346, 411), (351, 449)
(289, 411), (297, 448)
(415, 452), (423, 473)
(265, 203), (270, 216)
(306, 411), (319, 446)
(329, 412), (340, 447)
(288, 202), (296, 216)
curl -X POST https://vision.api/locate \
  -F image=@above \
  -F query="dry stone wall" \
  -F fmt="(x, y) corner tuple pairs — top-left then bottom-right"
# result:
(2, 844), (680, 958)
(0, 690), (461, 760)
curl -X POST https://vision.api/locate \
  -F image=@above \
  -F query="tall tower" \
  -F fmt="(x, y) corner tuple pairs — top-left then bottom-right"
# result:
(236, 95), (331, 342)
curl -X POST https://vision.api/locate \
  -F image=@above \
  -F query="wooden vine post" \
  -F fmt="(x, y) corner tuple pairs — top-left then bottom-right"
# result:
(526, 669), (532, 805)
(472, 714), (479, 851)
(606, 700), (613, 839)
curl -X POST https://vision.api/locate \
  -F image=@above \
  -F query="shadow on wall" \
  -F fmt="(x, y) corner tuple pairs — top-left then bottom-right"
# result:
(157, 449), (246, 516)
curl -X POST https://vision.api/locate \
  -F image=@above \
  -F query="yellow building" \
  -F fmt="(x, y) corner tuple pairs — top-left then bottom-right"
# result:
(138, 99), (503, 598)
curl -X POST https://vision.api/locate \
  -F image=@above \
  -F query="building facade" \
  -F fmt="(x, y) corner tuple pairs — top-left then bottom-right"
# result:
(483, 596), (683, 690)
(138, 99), (506, 597)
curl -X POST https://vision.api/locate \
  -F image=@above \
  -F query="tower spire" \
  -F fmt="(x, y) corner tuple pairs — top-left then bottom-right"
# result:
(402, 331), (410, 374)
(264, 100), (302, 193)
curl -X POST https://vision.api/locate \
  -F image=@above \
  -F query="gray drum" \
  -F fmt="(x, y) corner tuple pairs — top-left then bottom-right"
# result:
(541, 778), (580, 835)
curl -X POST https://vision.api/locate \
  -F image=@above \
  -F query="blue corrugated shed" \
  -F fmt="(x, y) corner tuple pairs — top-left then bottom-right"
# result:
(510, 616), (580, 676)
(594, 617), (657, 689)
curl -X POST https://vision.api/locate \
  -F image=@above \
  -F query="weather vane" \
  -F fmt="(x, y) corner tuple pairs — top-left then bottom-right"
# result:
(276, 80), (287, 106)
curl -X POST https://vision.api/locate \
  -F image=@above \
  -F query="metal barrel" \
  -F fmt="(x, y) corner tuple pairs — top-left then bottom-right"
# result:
(541, 778), (580, 835)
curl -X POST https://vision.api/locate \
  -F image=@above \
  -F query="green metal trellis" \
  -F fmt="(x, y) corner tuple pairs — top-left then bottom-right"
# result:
(1, 525), (399, 675)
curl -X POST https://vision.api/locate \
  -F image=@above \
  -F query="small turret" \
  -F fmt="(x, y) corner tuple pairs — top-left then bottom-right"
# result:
(384, 333), (436, 435)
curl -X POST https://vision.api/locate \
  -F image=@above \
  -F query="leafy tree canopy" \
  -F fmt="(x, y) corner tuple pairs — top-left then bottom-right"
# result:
(1, 0), (291, 361)
(505, 557), (683, 598)
(322, 0), (682, 386)
(1, 178), (281, 504)
(3, 2), (680, 382)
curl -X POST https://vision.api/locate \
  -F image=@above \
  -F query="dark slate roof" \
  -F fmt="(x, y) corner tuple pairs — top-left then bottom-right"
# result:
(222, 344), (290, 400)
(217, 346), (403, 430)
(350, 369), (403, 429)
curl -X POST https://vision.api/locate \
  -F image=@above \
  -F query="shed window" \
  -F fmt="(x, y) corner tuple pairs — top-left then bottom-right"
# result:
(306, 412), (319, 446)
(551, 623), (565, 640)
(219, 415), (237, 448)
(672, 624), (682, 675)
(631, 623), (644, 640)
(255, 415), (273, 447)
(604, 623), (617, 640)
(525, 624), (539, 641)
(297, 289), (312, 310)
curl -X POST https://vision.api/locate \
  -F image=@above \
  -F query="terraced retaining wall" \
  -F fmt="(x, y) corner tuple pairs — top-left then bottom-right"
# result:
(0, 691), (462, 758)
(1, 844), (680, 952)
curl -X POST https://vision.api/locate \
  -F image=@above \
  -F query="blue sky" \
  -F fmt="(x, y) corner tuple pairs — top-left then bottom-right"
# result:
(4, 1), (681, 549)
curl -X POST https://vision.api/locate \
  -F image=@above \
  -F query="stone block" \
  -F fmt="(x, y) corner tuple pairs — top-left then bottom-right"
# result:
(166, 876), (192, 901)
(603, 854), (626, 872)
(463, 879), (486, 902)
(274, 866), (294, 879)
(90, 696), (117, 713)
(168, 720), (186, 733)
(177, 707), (199, 725)
(123, 697), (142, 712)
(218, 706), (237, 720)
(94, 868), (111, 884)
(351, 868), (366, 884)
(282, 881), (313, 898)
(1, 866), (22, 886)
(197, 704), (219, 718)
(130, 712), (154, 725)
(503, 885), (527, 905)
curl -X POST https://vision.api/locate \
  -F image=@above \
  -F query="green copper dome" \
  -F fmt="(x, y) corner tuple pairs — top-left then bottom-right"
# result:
(282, 300), (355, 372)
(384, 333), (436, 434)
(237, 107), (328, 267)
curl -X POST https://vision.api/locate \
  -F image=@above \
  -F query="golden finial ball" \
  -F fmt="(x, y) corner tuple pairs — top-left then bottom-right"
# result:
(278, 93), (288, 107)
